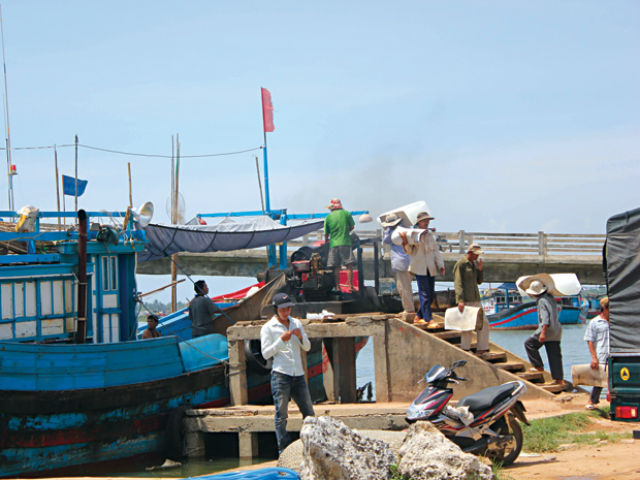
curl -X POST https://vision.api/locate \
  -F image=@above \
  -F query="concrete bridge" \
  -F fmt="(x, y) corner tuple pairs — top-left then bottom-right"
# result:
(136, 230), (606, 285)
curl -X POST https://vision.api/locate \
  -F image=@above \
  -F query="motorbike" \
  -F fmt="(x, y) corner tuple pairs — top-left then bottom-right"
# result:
(406, 359), (530, 466)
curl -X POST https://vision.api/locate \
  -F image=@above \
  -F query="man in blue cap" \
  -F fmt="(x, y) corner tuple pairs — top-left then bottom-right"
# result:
(261, 292), (315, 455)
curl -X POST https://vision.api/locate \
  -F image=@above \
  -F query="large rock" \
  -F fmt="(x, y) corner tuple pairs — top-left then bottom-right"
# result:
(278, 429), (406, 473)
(298, 416), (396, 480)
(397, 422), (493, 480)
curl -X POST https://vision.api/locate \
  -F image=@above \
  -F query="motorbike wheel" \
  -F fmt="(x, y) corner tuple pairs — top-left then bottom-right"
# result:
(486, 413), (523, 466)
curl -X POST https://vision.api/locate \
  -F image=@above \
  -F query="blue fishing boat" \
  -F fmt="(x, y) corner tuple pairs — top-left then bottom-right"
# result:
(0, 208), (328, 478)
(482, 283), (585, 329)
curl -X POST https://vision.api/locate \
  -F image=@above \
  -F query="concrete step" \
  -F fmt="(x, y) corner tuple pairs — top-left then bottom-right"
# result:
(541, 382), (570, 394)
(498, 362), (526, 372)
(517, 371), (546, 382)
(479, 351), (507, 363)
(433, 330), (462, 341)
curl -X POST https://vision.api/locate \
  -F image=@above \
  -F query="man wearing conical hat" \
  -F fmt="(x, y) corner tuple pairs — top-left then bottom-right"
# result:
(524, 279), (565, 386)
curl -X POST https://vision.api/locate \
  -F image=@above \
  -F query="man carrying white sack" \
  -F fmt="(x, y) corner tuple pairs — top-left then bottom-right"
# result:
(381, 213), (415, 320)
(400, 211), (445, 325)
(453, 243), (490, 354)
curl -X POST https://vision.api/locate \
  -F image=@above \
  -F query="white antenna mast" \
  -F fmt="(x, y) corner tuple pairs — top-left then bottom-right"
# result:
(0, 4), (14, 211)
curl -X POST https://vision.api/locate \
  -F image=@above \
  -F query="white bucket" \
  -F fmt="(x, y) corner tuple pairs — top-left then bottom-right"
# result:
(377, 200), (433, 228)
(571, 364), (607, 387)
(390, 226), (427, 246)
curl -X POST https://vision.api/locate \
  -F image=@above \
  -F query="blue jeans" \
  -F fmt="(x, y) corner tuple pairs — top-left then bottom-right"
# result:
(415, 274), (435, 322)
(271, 371), (315, 454)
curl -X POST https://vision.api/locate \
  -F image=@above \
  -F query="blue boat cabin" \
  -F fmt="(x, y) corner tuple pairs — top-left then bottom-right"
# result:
(0, 210), (145, 344)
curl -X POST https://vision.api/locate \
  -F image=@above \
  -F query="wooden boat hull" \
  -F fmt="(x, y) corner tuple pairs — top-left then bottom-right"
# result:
(0, 332), (347, 478)
(0, 363), (227, 478)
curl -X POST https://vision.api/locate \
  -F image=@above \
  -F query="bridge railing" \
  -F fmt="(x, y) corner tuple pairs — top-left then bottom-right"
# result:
(288, 230), (605, 257)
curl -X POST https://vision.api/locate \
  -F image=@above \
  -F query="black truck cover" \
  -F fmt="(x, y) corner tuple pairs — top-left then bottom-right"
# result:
(605, 207), (640, 353)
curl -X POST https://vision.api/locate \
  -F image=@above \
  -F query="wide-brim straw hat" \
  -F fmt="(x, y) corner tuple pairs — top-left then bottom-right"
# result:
(380, 213), (402, 228)
(416, 211), (435, 222)
(517, 272), (582, 297)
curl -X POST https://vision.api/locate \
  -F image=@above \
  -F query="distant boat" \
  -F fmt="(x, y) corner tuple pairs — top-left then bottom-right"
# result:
(482, 283), (585, 329)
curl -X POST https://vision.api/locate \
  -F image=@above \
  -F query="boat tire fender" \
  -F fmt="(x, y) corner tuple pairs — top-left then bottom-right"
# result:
(165, 404), (190, 461)
(245, 339), (273, 375)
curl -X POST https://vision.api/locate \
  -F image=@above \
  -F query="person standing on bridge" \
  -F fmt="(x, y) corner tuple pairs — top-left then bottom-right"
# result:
(524, 279), (566, 386)
(400, 211), (445, 325)
(261, 292), (315, 455)
(453, 243), (490, 354)
(324, 198), (356, 292)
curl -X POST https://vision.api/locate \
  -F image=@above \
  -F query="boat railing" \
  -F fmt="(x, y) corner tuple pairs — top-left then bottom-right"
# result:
(0, 210), (145, 259)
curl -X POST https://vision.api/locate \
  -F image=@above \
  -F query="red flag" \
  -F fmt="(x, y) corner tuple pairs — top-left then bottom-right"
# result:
(261, 87), (275, 133)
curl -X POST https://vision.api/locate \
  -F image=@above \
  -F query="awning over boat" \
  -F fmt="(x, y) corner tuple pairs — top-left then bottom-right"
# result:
(606, 206), (640, 354)
(138, 216), (324, 262)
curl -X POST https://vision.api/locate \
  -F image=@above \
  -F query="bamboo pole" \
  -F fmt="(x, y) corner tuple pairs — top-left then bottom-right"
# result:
(138, 278), (185, 299)
(170, 134), (180, 312)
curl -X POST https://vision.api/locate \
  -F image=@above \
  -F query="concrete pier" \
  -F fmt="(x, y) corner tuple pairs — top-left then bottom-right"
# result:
(185, 313), (571, 459)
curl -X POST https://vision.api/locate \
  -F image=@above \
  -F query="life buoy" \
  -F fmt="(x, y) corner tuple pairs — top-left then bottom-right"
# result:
(244, 339), (273, 375)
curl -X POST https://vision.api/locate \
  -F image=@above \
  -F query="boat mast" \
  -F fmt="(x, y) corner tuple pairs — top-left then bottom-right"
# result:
(0, 4), (14, 211)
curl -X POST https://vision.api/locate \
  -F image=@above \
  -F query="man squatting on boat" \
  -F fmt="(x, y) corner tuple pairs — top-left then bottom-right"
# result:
(189, 280), (222, 337)
(453, 243), (490, 354)
(261, 292), (315, 455)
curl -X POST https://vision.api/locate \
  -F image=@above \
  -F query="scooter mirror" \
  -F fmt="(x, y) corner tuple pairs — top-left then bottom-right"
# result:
(451, 359), (467, 369)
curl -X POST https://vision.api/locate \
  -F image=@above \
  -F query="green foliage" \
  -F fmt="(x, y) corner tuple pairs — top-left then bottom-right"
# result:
(522, 412), (632, 453)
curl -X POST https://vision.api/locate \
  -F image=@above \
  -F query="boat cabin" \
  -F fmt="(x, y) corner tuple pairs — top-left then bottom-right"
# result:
(0, 210), (145, 344)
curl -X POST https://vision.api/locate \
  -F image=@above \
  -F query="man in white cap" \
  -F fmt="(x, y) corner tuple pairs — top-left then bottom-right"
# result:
(324, 198), (355, 292)
(400, 211), (445, 325)
(381, 213), (415, 318)
(453, 243), (490, 354)
(524, 279), (565, 386)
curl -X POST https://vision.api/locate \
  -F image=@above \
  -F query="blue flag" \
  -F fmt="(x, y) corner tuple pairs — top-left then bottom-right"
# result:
(62, 175), (88, 196)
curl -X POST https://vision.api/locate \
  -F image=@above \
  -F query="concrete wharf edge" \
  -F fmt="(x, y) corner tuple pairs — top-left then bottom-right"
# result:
(184, 314), (584, 459)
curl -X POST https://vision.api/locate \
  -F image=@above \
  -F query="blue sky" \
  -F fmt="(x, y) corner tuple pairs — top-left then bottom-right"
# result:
(1, 1), (638, 297)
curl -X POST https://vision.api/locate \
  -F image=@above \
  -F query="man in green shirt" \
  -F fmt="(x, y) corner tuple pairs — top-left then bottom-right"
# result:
(324, 198), (355, 292)
(453, 243), (490, 354)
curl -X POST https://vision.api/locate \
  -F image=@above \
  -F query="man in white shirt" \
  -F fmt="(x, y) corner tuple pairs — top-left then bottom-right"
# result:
(400, 211), (445, 325)
(260, 292), (315, 454)
(584, 296), (610, 410)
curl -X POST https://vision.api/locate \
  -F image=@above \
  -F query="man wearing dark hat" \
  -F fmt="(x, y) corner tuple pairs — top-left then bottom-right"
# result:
(381, 213), (415, 318)
(453, 243), (490, 354)
(400, 211), (445, 325)
(324, 198), (356, 292)
(261, 292), (315, 455)
(524, 279), (565, 386)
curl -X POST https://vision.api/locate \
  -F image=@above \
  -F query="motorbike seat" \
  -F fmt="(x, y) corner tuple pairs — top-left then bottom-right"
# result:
(456, 382), (518, 413)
